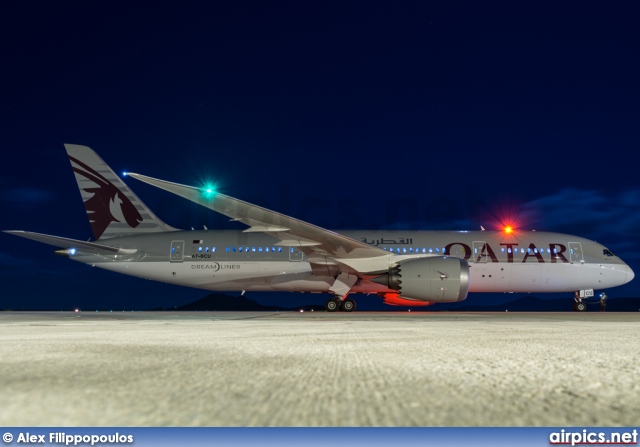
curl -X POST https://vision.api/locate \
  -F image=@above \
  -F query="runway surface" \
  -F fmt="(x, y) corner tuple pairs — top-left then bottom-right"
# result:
(1, 311), (639, 426)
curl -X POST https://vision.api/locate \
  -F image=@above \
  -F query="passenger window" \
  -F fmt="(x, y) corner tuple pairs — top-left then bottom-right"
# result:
(232, 247), (236, 252)
(239, 247), (243, 252)
(212, 247), (216, 252)
(198, 247), (203, 252)
(226, 247), (230, 252)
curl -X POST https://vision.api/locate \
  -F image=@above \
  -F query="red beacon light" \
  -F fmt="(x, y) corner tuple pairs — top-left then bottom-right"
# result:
(504, 225), (514, 234)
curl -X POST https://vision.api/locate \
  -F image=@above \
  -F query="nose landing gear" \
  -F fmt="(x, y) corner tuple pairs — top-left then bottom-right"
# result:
(573, 289), (594, 312)
(573, 301), (587, 312)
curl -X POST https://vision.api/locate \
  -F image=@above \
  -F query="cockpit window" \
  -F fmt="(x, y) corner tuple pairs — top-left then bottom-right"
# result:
(603, 249), (616, 257)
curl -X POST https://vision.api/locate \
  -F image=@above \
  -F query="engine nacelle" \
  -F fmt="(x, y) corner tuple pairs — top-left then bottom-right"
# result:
(372, 257), (470, 302)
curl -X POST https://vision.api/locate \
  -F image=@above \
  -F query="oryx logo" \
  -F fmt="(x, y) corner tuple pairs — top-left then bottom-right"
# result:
(70, 155), (142, 239)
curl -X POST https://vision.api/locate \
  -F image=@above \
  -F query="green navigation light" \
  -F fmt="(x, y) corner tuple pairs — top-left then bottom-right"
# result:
(201, 183), (216, 199)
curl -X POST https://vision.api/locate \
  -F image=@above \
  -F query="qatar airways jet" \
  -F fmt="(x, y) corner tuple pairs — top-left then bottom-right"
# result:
(5, 145), (634, 312)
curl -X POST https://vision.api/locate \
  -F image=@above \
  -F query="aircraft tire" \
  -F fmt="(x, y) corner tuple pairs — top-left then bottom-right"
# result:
(325, 298), (340, 312)
(340, 297), (356, 312)
(575, 302), (587, 312)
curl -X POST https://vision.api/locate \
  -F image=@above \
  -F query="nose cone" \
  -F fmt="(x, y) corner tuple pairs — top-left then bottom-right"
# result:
(626, 265), (635, 284)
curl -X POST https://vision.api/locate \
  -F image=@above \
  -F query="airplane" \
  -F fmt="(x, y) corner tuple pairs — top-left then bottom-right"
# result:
(4, 144), (634, 312)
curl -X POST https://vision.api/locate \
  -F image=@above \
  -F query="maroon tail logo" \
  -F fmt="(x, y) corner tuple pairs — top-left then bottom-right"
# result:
(69, 155), (143, 239)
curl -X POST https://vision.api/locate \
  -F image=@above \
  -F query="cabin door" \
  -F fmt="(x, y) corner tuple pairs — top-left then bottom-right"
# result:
(472, 241), (487, 263)
(568, 242), (584, 263)
(289, 246), (304, 262)
(170, 240), (185, 262)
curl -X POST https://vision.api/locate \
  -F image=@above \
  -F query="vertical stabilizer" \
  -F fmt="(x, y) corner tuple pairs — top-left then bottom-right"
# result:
(65, 144), (176, 240)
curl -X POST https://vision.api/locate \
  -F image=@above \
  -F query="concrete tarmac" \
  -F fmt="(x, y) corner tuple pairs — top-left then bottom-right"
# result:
(0, 311), (639, 426)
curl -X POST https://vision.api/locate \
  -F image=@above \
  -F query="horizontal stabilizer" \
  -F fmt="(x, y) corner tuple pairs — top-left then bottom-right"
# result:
(4, 231), (137, 255)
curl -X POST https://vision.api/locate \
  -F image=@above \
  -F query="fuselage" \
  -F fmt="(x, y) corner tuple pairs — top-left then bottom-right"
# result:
(68, 229), (634, 300)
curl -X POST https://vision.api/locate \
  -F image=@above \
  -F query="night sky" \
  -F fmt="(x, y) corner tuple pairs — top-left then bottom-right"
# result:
(1, 2), (639, 310)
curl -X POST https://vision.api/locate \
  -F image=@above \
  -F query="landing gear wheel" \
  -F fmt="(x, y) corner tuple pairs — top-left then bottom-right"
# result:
(325, 298), (340, 312)
(340, 297), (356, 312)
(574, 302), (587, 312)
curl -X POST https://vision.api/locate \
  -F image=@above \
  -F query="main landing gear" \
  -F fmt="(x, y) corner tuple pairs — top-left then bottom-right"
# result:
(325, 296), (357, 312)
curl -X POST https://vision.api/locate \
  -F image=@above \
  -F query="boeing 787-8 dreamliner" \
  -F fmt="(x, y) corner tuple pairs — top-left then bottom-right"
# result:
(5, 145), (634, 311)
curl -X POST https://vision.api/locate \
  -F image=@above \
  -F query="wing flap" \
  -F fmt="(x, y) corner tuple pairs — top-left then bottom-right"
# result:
(243, 226), (290, 233)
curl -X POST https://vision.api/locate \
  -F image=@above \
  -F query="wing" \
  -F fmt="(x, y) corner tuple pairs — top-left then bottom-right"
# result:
(126, 173), (388, 262)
